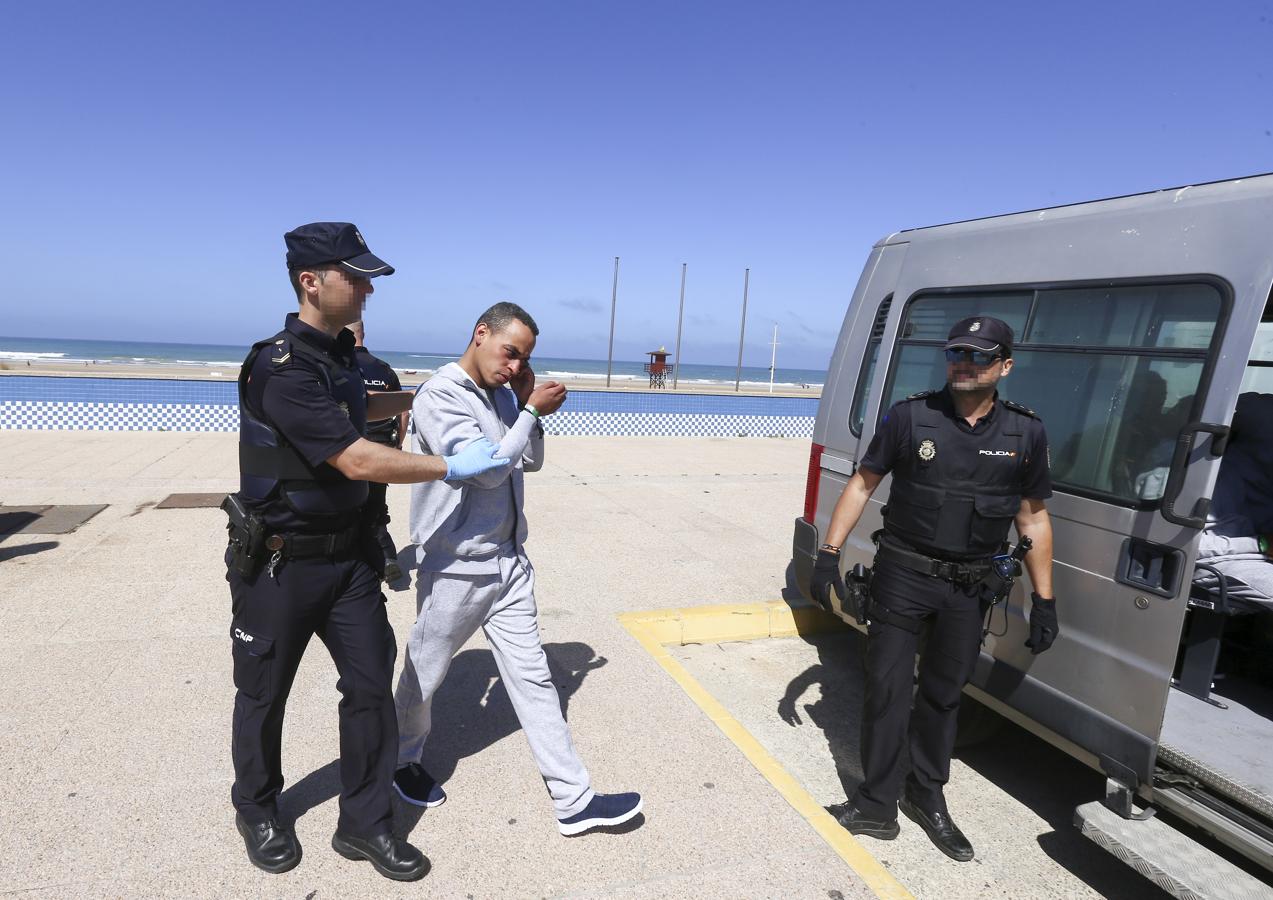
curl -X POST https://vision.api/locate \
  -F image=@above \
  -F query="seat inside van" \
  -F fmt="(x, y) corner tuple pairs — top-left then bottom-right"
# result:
(1163, 337), (1273, 828)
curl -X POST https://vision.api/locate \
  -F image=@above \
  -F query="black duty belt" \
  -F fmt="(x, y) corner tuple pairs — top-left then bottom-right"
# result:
(875, 541), (991, 585)
(264, 524), (362, 559)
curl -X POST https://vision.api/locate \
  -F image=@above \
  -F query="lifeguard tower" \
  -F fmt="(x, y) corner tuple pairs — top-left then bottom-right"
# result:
(644, 347), (672, 388)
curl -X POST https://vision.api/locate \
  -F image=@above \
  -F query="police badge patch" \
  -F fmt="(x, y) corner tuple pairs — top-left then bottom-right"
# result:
(918, 438), (937, 461)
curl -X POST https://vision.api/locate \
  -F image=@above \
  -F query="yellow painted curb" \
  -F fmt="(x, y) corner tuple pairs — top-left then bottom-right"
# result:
(619, 603), (914, 900)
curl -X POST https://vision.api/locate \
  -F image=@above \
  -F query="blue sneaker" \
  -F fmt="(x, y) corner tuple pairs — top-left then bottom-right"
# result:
(557, 792), (643, 836)
(393, 763), (446, 808)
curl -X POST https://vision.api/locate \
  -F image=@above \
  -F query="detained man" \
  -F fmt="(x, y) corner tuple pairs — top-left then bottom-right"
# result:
(392, 302), (643, 836)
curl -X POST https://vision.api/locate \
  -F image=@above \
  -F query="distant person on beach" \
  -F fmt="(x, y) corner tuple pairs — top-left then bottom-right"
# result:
(350, 319), (408, 582)
(393, 301), (644, 836)
(224, 222), (509, 882)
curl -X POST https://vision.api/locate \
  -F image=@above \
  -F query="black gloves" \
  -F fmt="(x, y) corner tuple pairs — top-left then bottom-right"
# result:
(810, 549), (846, 612)
(1026, 593), (1059, 654)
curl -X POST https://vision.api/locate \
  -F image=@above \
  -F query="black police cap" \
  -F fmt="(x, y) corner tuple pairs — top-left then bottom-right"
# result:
(945, 316), (1014, 356)
(284, 222), (395, 278)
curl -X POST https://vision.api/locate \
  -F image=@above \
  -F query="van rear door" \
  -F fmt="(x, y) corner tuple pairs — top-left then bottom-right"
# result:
(795, 241), (908, 596)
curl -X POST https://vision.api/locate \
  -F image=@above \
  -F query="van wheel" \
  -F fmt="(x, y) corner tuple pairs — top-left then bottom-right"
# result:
(954, 695), (1004, 748)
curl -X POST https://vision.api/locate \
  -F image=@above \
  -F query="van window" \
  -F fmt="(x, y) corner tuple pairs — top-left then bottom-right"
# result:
(899, 293), (1030, 341)
(849, 295), (893, 436)
(883, 282), (1224, 507)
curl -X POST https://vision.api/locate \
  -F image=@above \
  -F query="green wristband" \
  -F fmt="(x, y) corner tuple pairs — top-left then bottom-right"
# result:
(523, 403), (540, 419)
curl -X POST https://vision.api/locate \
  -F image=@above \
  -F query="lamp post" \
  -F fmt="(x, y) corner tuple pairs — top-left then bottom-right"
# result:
(734, 267), (750, 392)
(672, 263), (687, 389)
(605, 256), (619, 388)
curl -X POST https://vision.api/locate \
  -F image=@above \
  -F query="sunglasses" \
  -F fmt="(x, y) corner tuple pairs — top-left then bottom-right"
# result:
(945, 348), (1002, 366)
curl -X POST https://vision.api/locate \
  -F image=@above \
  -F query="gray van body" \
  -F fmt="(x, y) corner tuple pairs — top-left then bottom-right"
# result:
(792, 175), (1273, 887)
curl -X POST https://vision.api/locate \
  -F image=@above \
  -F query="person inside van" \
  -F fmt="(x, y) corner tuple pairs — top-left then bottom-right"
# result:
(1195, 392), (1273, 607)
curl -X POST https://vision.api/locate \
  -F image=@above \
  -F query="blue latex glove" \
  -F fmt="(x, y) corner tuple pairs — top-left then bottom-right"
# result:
(443, 437), (511, 481)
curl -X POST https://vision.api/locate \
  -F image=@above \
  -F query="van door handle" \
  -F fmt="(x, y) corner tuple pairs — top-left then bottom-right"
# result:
(1160, 422), (1231, 529)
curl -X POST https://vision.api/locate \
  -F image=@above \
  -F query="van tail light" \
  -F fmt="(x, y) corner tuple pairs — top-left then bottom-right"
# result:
(803, 442), (824, 523)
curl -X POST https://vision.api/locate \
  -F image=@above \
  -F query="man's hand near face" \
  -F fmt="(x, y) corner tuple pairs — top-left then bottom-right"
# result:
(528, 381), (567, 416)
(510, 364), (536, 406)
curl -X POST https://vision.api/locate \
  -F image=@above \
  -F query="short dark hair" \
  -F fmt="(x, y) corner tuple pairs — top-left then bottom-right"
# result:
(288, 265), (335, 302)
(475, 301), (539, 337)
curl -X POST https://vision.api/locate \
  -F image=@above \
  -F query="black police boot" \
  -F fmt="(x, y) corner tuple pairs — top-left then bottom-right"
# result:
(331, 830), (429, 882)
(899, 795), (974, 861)
(235, 813), (301, 874)
(834, 803), (900, 840)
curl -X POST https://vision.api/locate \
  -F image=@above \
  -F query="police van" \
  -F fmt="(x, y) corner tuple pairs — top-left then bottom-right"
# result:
(792, 175), (1273, 897)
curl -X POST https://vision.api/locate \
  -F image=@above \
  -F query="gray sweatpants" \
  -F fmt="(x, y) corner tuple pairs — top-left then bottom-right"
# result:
(394, 554), (594, 817)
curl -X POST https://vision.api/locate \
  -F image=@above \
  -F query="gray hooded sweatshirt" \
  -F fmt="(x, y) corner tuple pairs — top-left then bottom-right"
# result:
(407, 362), (543, 574)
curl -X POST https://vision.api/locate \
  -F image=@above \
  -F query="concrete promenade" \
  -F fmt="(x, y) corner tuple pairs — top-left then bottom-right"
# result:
(1, 432), (867, 899)
(0, 432), (1161, 898)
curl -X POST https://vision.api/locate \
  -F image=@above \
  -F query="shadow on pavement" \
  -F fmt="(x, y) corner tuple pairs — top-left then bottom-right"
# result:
(421, 641), (606, 783)
(281, 641), (607, 835)
(0, 540), (60, 562)
(780, 627), (1171, 899)
(279, 759), (340, 827)
(778, 631), (869, 804)
(0, 509), (43, 535)
(957, 717), (1171, 899)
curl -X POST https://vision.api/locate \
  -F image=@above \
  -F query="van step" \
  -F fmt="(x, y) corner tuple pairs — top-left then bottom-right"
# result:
(1074, 800), (1273, 900)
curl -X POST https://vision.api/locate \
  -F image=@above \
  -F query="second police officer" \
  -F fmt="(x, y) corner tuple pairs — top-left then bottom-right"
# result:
(811, 316), (1059, 862)
(224, 223), (509, 882)
(350, 319), (408, 582)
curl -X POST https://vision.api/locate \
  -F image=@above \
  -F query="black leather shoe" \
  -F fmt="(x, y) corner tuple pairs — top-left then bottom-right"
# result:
(834, 803), (900, 840)
(899, 796), (974, 861)
(235, 813), (301, 874)
(331, 830), (429, 882)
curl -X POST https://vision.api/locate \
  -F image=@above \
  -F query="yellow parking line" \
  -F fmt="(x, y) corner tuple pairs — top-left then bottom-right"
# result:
(619, 603), (915, 900)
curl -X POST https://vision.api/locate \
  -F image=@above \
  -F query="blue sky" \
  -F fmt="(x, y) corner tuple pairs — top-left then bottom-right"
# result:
(2, 0), (1270, 368)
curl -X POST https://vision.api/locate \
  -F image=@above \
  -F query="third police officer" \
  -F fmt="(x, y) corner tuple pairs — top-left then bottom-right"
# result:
(810, 315), (1059, 862)
(224, 223), (509, 882)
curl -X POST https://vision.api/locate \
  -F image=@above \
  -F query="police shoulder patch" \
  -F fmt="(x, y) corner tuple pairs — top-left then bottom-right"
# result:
(905, 390), (936, 401)
(270, 337), (293, 365)
(1002, 399), (1038, 418)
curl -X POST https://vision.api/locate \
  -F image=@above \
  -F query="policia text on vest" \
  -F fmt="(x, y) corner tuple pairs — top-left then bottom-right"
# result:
(222, 222), (509, 883)
(810, 315), (1058, 863)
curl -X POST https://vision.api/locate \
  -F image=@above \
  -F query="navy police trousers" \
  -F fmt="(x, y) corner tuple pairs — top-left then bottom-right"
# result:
(227, 549), (397, 837)
(851, 558), (988, 820)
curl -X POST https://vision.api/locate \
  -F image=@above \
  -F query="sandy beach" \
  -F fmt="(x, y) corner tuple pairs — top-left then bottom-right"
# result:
(0, 357), (823, 398)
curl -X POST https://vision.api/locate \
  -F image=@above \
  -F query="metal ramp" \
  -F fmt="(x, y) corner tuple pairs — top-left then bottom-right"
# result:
(1161, 683), (1273, 821)
(1076, 800), (1273, 900)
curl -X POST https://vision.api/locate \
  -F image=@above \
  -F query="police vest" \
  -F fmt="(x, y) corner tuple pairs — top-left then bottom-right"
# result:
(237, 329), (369, 520)
(882, 393), (1034, 559)
(355, 351), (401, 447)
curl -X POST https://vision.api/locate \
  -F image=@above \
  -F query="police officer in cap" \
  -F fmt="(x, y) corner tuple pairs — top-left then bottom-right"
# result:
(225, 222), (509, 881)
(349, 319), (408, 582)
(811, 315), (1058, 862)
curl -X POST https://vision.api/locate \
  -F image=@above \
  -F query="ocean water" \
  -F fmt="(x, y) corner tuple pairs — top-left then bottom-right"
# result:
(0, 335), (827, 389)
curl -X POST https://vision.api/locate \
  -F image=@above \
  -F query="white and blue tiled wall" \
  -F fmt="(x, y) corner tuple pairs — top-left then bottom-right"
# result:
(0, 377), (817, 438)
